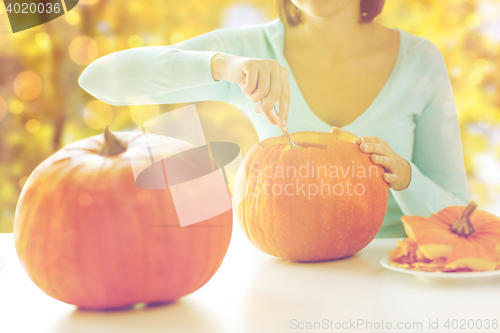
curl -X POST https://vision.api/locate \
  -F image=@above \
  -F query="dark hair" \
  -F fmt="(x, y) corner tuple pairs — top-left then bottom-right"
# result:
(275, 0), (386, 26)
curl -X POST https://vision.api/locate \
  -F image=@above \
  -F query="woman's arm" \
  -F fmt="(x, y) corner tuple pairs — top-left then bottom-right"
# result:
(389, 42), (469, 216)
(78, 30), (233, 106)
(78, 27), (290, 125)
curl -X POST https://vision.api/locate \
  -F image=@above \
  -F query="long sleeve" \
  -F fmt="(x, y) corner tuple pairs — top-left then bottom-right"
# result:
(78, 29), (237, 106)
(391, 41), (470, 217)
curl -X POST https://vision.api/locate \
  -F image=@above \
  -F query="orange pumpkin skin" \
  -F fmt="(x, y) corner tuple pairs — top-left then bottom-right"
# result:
(234, 131), (388, 262)
(402, 205), (500, 271)
(14, 131), (232, 310)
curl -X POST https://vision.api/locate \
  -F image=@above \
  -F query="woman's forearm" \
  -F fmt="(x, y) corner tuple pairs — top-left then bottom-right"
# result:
(79, 47), (220, 105)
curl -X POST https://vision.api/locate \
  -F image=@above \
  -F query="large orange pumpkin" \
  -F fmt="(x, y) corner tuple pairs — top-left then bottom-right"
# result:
(14, 128), (232, 310)
(234, 131), (388, 262)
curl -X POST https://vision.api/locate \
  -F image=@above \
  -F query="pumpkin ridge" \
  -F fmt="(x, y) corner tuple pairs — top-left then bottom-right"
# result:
(446, 236), (497, 265)
(469, 211), (500, 228)
(272, 145), (299, 259)
(265, 145), (284, 258)
(236, 145), (257, 240)
(241, 147), (261, 248)
(273, 143), (294, 259)
(254, 145), (279, 255)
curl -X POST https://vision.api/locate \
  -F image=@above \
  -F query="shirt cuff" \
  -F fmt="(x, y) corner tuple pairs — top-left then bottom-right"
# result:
(390, 160), (432, 217)
(169, 51), (220, 88)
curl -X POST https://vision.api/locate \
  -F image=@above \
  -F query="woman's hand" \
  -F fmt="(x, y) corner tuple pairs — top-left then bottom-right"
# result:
(331, 127), (411, 190)
(211, 53), (290, 126)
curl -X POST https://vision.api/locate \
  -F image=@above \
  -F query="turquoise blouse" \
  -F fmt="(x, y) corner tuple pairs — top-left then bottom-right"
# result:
(79, 19), (470, 238)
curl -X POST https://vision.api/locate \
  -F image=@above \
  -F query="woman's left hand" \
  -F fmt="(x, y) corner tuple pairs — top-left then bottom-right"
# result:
(331, 127), (411, 191)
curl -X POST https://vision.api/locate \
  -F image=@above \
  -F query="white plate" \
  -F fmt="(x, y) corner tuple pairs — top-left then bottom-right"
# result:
(380, 256), (500, 280)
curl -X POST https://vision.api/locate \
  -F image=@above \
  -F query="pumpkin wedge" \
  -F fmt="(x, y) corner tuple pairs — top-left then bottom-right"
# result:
(395, 202), (500, 271)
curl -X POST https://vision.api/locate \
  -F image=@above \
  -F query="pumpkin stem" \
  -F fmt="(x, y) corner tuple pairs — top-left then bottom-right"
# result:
(100, 126), (127, 156)
(450, 201), (477, 237)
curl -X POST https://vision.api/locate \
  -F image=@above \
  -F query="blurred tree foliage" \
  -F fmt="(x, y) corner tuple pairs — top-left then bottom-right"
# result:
(0, 0), (499, 232)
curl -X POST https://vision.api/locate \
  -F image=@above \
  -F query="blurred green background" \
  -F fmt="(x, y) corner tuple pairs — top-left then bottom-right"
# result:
(1, 0), (500, 232)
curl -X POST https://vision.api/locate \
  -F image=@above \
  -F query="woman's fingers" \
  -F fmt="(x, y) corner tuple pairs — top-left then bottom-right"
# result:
(251, 71), (271, 103)
(330, 126), (355, 136)
(360, 143), (388, 156)
(255, 102), (276, 125)
(357, 136), (386, 145)
(259, 69), (281, 113)
(263, 108), (276, 125)
(242, 70), (258, 96)
(277, 71), (290, 127)
(237, 58), (290, 124)
(351, 133), (411, 190)
(370, 154), (394, 171)
(383, 173), (399, 185)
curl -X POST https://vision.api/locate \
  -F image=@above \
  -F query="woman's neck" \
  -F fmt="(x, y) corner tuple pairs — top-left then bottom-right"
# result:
(284, 6), (375, 60)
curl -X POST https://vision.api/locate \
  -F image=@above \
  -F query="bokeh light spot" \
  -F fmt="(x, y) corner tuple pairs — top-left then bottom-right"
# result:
(25, 119), (41, 133)
(137, 191), (152, 204)
(473, 58), (488, 70)
(466, 14), (481, 29)
(130, 104), (160, 125)
(170, 32), (185, 45)
(127, 35), (144, 48)
(83, 100), (113, 129)
(9, 100), (24, 114)
(78, 193), (92, 207)
(477, 114), (493, 128)
(468, 70), (483, 85)
(13, 71), (42, 101)
(450, 66), (462, 78)
(69, 36), (98, 65)
(456, 86), (479, 111)
(66, 11), (81, 25)
(18, 176), (29, 189)
(129, 2), (143, 13)
(35, 32), (51, 48)
(94, 36), (113, 57)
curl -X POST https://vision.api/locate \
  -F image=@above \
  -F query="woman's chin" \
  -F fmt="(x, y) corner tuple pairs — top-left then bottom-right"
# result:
(293, 0), (353, 20)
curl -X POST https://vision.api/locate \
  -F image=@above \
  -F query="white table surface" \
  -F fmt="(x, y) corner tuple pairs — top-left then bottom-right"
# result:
(1, 221), (500, 333)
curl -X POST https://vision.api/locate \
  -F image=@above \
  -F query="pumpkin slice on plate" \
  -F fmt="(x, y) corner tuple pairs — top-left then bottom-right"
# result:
(389, 202), (500, 272)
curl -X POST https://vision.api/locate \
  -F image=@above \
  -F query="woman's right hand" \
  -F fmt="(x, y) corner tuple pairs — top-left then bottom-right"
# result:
(211, 53), (290, 126)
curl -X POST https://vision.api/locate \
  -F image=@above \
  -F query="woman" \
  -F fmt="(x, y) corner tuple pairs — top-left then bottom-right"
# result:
(79, 0), (469, 237)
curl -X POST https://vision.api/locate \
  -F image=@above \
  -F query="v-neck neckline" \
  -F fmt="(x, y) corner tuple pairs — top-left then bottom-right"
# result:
(265, 19), (407, 132)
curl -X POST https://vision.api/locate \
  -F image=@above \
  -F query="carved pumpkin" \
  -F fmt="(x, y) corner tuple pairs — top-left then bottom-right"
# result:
(14, 128), (232, 310)
(234, 131), (388, 262)
(398, 202), (500, 271)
